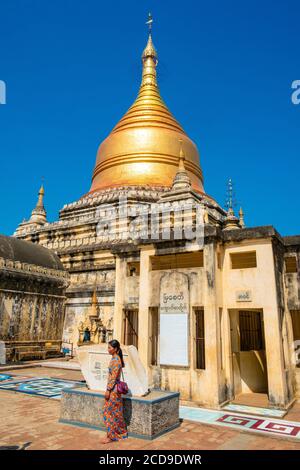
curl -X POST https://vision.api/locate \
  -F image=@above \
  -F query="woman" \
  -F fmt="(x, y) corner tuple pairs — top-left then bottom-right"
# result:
(101, 339), (128, 444)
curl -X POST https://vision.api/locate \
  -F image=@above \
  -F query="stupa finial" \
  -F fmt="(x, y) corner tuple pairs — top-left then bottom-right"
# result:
(146, 12), (153, 34)
(142, 12), (158, 82)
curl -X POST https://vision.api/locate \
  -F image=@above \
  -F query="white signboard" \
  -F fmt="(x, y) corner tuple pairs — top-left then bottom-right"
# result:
(77, 344), (149, 396)
(160, 313), (189, 366)
(159, 272), (189, 367)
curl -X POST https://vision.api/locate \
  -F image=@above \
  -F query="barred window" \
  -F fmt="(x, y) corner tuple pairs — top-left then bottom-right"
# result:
(230, 251), (257, 269)
(290, 310), (300, 369)
(291, 310), (300, 340)
(219, 308), (224, 370)
(123, 309), (138, 348)
(151, 251), (204, 270)
(239, 310), (263, 351)
(194, 308), (205, 369)
(285, 257), (297, 273)
(149, 307), (159, 365)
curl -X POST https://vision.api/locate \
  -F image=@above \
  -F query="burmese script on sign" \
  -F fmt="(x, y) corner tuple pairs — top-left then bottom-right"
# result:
(161, 292), (188, 314)
(89, 352), (110, 389)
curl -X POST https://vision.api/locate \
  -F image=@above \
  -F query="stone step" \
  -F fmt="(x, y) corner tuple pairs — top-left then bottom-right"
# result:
(221, 403), (286, 418)
(37, 361), (81, 371)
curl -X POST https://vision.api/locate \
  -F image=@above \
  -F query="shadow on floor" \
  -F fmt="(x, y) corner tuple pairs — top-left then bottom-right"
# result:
(0, 442), (32, 450)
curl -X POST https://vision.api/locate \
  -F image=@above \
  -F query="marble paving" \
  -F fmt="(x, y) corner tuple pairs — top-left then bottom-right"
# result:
(179, 406), (300, 440)
(221, 403), (286, 418)
(0, 377), (83, 399)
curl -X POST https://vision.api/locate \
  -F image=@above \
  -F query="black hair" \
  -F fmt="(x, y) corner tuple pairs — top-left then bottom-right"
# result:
(109, 339), (125, 367)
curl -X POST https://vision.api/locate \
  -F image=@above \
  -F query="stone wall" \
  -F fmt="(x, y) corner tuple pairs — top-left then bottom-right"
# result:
(0, 256), (68, 343)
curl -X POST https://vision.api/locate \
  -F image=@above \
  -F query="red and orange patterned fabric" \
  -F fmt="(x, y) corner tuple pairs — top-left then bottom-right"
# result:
(103, 354), (128, 441)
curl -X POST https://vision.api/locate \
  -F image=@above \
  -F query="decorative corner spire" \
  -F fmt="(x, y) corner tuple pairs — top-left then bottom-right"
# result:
(239, 207), (245, 228)
(178, 139), (186, 171)
(225, 178), (239, 216)
(14, 182), (47, 234)
(29, 182), (47, 224)
(91, 290), (97, 313)
(223, 178), (241, 230)
(36, 184), (45, 210)
(92, 286), (97, 306)
(90, 280), (98, 317)
(171, 140), (191, 191)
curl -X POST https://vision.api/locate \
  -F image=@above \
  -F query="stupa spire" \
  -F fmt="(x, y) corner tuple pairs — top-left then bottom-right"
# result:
(171, 140), (192, 191)
(112, 13), (183, 135)
(29, 183), (47, 224)
(223, 178), (241, 230)
(36, 184), (45, 210)
(141, 13), (158, 88)
(239, 207), (245, 228)
(90, 283), (98, 317)
(89, 14), (204, 193)
(14, 183), (47, 235)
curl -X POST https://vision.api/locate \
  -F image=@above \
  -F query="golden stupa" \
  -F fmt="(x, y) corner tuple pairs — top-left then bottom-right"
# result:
(90, 23), (204, 194)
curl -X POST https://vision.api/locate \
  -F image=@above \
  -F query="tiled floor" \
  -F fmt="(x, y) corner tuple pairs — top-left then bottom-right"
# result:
(0, 377), (84, 399)
(179, 406), (300, 439)
(2, 366), (85, 382)
(1, 366), (300, 450)
(0, 389), (300, 450)
(0, 374), (30, 382)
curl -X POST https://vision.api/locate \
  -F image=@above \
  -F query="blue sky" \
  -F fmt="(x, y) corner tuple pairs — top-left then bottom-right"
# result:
(0, 0), (299, 236)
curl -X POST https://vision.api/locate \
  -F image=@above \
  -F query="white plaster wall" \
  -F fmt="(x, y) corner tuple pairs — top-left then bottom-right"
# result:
(222, 239), (277, 308)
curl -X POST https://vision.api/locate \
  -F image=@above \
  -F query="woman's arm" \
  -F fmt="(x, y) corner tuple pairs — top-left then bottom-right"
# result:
(106, 357), (121, 392)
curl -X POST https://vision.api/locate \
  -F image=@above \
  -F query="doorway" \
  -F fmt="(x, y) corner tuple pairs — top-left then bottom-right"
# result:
(230, 309), (268, 400)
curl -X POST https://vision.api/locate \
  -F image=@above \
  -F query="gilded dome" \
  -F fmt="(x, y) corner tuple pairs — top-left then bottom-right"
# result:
(90, 33), (204, 193)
